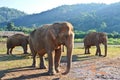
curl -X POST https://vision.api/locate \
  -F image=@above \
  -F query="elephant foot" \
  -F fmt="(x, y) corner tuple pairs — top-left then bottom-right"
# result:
(24, 52), (29, 54)
(7, 52), (12, 55)
(31, 63), (36, 68)
(8, 53), (13, 55)
(7, 53), (9, 55)
(29, 65), (35, 69)
(62, 71), (69, 75)
(47, 70), (55, 75)
(103, 55), (107, 57)
(85, 53), (90, 54)
(55, 68), (60, 73)
(40, 65), (46, 69)
(30, 65), (35, 68)
(95, 53), (99, 56)
(98, 54), (102, 56)
(97, 54), (103, 56)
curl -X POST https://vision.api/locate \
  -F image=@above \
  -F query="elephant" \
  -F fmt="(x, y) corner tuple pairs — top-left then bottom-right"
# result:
(83, 32), (107, 57)
(29, 22), (74, 75)
(6, 33), (29, 55)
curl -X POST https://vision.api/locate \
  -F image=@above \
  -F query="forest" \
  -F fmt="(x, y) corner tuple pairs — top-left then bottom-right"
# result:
(1, 3), (120, 33)
(0, 3), (120, 44)
(0, 22), (120, 45)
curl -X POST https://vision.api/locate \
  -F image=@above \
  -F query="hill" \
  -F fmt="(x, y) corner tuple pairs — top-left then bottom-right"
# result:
(11, 3), (106, 28)
(0, 7), (27, 26)
(1, 3), (120, 33)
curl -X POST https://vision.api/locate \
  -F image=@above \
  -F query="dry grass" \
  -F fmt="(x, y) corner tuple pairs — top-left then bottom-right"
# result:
(0, 42), (120, 80)
(0, 42), (120, 71)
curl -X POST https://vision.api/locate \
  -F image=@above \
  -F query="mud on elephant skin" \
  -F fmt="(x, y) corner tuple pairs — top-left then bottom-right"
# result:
(29, 22), (74, 75)
(84, 32), (108, 57)
(6, 33), (29, 55)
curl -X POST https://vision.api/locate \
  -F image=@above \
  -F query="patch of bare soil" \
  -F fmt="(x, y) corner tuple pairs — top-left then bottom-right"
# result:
(69, 57), (120, 80)
(0, 56), (120, 80)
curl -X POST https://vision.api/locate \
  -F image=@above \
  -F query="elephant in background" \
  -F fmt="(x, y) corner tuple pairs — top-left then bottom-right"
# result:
(29, 22), (74, 75)
(6, 34), (29, 55)
(84, 32), (108, 57)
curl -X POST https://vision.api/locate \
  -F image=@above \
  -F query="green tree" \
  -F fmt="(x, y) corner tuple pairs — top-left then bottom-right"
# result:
(99, 22), (107, 31)
(6, 22), (15, 31)
(87, 29), (96, 33)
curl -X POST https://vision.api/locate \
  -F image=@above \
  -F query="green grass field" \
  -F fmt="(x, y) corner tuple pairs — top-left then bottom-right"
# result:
(0, 42), (120, 71)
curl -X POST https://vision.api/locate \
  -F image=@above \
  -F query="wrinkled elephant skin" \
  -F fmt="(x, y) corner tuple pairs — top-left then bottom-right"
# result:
(29, 22), (74, 75)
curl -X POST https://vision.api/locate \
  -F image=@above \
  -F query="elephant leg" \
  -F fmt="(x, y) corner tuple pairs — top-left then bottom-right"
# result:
(84, 47), (87, 54)
(104, 44), (107, 57)
(22, 45), (28, 54)
(47, 50), (55, 75)
(32, 52), (37, 67)
(39, 55), (46, 69)
(98, 46), (102, 56)
(6, 48), (10, 55)
(29, 42), (36, 67)
(95, 46), (98, 56)
(55, 48), (62, 73)
(96, 45), (102, 56)
(10, 48), (13, 54)
(88, 48), (90, 54)
(85, 47), (90, 54)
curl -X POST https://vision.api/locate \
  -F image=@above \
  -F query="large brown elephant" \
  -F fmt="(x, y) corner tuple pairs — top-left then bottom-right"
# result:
(84, 32), (107, 57)
(29, 22), (74, 75)
(6, 34), (29, 54)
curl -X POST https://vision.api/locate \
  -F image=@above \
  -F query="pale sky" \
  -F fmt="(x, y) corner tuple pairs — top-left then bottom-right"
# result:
(0, 0), (120, 14)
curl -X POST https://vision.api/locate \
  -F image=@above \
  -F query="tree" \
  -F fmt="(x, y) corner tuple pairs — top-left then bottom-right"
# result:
(99, 22), (107, 31)
(87, 29), (96, 33)
(6, 22), (15, 31)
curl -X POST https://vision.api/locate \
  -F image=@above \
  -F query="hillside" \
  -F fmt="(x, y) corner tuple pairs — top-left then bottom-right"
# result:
(12, 3), (106, 26)
(0, 7), (27, 26)
(10, 3), (106, 27)
(1, 2), (120, 33)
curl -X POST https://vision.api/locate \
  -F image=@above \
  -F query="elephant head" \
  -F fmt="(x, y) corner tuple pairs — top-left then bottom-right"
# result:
(97, 32), (108, 57)
(49, 22), (74, 74)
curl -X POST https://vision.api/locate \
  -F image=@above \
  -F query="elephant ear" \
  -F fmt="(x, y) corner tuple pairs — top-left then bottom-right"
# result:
(49, 29), (56, 40)
(49, 29), (58, 46)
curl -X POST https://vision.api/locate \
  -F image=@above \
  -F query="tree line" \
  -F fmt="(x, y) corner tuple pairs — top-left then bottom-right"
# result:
(0, 22), (120, 39)
(0, 22), (34, 34)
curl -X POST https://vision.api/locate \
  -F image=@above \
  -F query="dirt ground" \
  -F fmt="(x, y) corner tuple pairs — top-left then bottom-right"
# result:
(0, 55), (120, 80)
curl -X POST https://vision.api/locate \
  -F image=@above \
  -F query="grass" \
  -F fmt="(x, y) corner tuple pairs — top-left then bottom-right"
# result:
(0, 42), (120, 71)
(0, 37), (7, 42)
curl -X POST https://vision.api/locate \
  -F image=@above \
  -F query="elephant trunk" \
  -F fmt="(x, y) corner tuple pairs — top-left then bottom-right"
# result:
(63, 34), (74, 75)
(104, 44), (107, 57)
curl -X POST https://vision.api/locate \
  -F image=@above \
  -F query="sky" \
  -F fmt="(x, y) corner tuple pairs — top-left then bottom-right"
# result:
(0, 0), (120, 14)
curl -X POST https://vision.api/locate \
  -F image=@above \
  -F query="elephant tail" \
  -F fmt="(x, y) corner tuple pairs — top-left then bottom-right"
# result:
(29, 37), (36, 55)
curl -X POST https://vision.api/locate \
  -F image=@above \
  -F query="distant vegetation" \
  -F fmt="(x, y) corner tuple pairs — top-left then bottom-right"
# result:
(1, 3), (120, 33)
(0, 22), (34, 34)
(0, 22), (120, 45)
(0, 7), (26, 24)
(0, 3), (120, 45)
